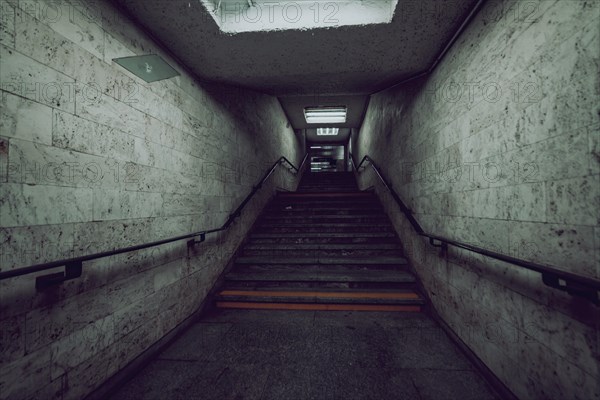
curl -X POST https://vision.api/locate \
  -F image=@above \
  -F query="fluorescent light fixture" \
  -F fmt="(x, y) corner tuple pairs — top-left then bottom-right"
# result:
(113, 54), (179, 83)
(305, 106), (347, 124)
(316, 128), (339, 136)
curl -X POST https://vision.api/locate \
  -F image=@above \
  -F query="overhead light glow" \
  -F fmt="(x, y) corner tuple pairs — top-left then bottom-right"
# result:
(202, 0), (399, 34)
(316, 128), (339, 136)
(305, 107), (347, 124)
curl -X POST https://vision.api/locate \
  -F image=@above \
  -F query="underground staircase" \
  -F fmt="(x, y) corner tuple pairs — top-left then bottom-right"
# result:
(215, 172), (426, 312)
(109, 172), (502, 400)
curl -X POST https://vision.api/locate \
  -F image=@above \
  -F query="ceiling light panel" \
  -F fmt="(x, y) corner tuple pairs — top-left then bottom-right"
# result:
(305, 107), (347, 124)
(316, 128), (340, 136)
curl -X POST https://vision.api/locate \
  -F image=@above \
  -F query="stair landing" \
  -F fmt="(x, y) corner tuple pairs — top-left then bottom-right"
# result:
(109, 310), (500, 400)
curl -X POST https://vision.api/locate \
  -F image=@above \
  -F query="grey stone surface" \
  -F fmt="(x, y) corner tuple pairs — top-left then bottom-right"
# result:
(352, 0), (600, 399)
(0, 1), (303, 399)
(0, 2), (15, 48)
(0, 92), (53, 145)
(109, 309), (499, 400)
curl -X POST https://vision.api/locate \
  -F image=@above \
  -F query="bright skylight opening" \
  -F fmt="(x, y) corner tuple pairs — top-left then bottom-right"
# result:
(200, 0), (399, 34)
(317, 128), (339, 136)
(305, 106), (347, 124)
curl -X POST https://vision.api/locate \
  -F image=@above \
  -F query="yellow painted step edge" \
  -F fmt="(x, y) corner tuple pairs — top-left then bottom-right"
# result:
(216, 302), (422, 312)
(219, 290), (420, 300)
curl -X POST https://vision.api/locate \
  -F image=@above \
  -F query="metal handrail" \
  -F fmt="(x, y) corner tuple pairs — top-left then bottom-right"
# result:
(1, 153), (309, 289)
(350, 152), (600, 304)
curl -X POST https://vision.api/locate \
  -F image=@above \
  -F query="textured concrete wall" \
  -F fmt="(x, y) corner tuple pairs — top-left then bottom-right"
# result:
(0, 1), (303, 399)
(354, 1), (599, 399)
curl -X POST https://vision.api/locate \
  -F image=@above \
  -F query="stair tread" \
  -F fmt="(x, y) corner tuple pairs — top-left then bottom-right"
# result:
(243, 243), (401, 250)
(216, 292), (425, 305)
(243, 252), (404, 258)
(220, 286), (416, 294)
(277, 192), (374, 198)
(267, 210), (383, 214)
(235, 256), (408, 265)
(226, 269), (416, 283)
(258, 222), (392, 227)
(218, 289), (421, 299)
(262, 214), (387, 219)
(215, 302), (422, 311)
(270, 201), (381, 206)
(231, 265), (407, 274)
(250, 232), (397, 238)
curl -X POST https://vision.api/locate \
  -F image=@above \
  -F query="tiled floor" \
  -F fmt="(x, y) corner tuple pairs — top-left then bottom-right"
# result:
(109, 310), (499, 400)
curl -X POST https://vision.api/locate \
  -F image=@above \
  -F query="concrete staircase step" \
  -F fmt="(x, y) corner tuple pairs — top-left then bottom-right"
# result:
(260, 215), (390, 223)
(273, 195), (377, 201)
(250, 232), (397, 239)
(248, 236), (400, 245)
(219, 286), (417, 294)
(277, 192), (374, 199)
(215, 289), (425, 310)
(265, 209), (385, 215)
(298, 183), (357, 187)
(225, 268), (417, 284)
(243, 243), (401, 250)
(214, 302), (422, 311)
(296, 189), (359, 193)
(254, 226), (395, 234)
(272, 199), (380, 206)
(234, 256), (408, 265)
(266, 206), (384, 214)
(216, 289), (423, 304)
(298, 184), (358, 188)
(220, 280), (413, 290)
(296, 185), (360, 193)
(270, 204), (381, 211)
(298, 181), (358, 185)
(257, 222), (393, 227)
(242, 249), (404, 257)
(231, 264), (408, 274)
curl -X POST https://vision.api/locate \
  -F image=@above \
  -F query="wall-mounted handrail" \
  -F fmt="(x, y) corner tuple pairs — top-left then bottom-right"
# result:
(350, 153), (600, 305)
(352, 155), (425, 235)
(0, 153), (309, 289)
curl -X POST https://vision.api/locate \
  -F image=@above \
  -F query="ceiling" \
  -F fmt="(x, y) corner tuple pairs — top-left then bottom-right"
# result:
(208, 0), (400, 34)
(113, 0), (478, 131)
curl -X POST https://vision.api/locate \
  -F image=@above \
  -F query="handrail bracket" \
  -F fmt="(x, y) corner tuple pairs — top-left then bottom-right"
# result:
(36, 261), (83, 290)
(187, 233), (207, 247)
(542, 273), (599, 305)
(429, 237), (447, 249)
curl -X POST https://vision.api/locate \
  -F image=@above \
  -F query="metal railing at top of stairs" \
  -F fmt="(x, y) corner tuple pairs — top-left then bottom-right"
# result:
(0, 153), (309, 290)
(349, 152), (600, 305)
